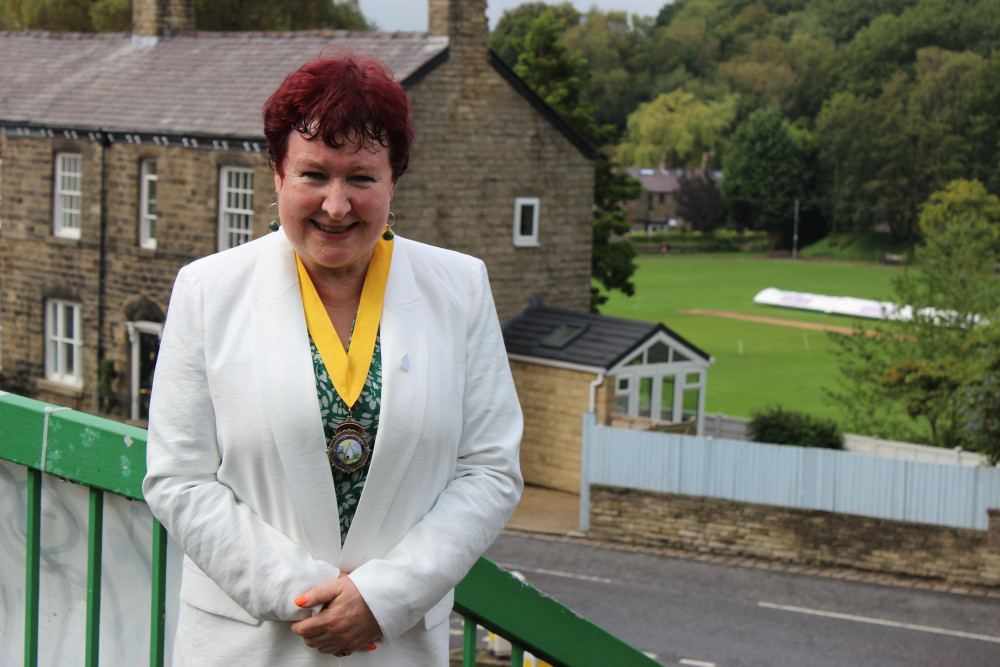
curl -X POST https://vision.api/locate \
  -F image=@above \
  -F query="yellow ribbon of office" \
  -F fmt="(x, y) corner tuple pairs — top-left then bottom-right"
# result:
(295, 236), (392, 410)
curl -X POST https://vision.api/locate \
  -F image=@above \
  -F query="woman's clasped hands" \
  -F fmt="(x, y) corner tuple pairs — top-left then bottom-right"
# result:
(292, 574), (381, 657)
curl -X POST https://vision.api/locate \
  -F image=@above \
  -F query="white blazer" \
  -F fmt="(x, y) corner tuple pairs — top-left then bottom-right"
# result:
(143, 230), (523, 665)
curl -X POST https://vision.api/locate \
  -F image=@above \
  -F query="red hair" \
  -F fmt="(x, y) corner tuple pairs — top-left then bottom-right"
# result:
(263, 51), (413, 182)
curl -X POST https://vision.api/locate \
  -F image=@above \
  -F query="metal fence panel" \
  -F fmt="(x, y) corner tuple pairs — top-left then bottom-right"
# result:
(585, 421), (1000, 531)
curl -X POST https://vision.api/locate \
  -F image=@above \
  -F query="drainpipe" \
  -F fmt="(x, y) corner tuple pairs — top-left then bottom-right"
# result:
(96, 131), (110, 412)
(588, 371), (605, 414)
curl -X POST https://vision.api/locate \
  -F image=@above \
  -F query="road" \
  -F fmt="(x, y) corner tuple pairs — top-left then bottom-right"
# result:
(473, 533), (1000, 666)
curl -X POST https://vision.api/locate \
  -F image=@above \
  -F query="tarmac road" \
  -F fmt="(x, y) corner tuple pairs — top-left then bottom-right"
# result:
(481, 532), (1000, 667)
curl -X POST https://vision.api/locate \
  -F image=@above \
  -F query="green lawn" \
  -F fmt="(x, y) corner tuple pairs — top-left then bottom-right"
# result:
(597, 255), (901, 420)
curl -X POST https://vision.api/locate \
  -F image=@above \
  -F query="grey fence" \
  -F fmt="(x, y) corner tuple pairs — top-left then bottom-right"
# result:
(580, 413), (1000, 532)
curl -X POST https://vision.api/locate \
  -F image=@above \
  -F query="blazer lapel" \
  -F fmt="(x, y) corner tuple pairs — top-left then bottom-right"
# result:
(340, 239), (428, 567)
(250, 231), (342, 563)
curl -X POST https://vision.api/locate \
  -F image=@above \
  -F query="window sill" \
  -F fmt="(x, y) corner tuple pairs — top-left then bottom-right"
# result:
(36, 378), (84, 398)
(47, 235), (82, 247)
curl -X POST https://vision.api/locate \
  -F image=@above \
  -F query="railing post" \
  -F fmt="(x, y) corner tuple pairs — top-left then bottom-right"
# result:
(150, 519), (169, 667)
(85, 487), (104, 667)
(24, 468), (42, 667)
(579, 412), (597, 532)
(462, 615), (478, 665)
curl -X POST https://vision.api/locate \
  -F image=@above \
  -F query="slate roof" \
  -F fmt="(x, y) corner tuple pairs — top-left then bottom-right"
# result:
(0, 30), (448, 138)
(502, 302), (711, 370)
(622, 167), (723, 193)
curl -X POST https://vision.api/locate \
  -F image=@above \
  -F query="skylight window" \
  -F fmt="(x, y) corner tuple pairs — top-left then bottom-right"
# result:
(541, 324), (587, 349)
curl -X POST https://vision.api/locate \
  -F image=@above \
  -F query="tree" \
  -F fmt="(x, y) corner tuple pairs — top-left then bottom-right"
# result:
(0, 0), (374, 31)
(720, 107), (807, 239)
(617, 88), (738, 169)
(511, 10), (642, 310)
(957, 51), (1000, 196)
(197, 0), (372, 31)
(561, 10), (654, 131)
(489, 1), (580, 68)
(827, 180), (1000, 452)
(676, 167), (726, 231)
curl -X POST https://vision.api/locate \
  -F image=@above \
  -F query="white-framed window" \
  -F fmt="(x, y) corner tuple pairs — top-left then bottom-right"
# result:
(139, 159), (158, 249)
(45, 299), (83, 387)
(218, 166), (254, 250)
(513, 196), (540, 247)
(611, 334), (708, 428)
(53, 152), (82, 239)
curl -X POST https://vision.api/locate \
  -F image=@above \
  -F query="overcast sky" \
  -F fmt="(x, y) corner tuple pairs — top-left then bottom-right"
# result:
(357, 1), (669, 32)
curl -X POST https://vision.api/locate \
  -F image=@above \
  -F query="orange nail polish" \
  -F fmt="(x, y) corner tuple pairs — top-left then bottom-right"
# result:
(367, 643), (377, 651)
(294, 596), (309, 607)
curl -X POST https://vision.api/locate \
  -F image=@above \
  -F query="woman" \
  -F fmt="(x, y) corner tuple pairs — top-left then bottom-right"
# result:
(143, 52), (523, 665)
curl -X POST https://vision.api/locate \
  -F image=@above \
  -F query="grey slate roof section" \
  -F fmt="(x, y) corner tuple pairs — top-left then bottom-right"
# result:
(0, 31), (448, 138)
(502, 302), (711, 370)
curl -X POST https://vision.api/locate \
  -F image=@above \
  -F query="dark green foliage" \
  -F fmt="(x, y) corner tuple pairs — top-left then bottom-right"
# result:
(720, 107), (808, 239)
(749, 406), (844, 449)
(629, 229), (772, 254)
(0, 0), (374, 31)
(676, 168), (726, 231)
(827, 180), (1000, 451)
(98, 358), (119, 415)
(490, 2), (581, 69)
(196, 0), (373, 31)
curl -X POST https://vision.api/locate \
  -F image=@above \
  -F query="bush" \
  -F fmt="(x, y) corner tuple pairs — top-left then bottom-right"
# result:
(629, 229), (772, 254)
(749, 406), (843, 449)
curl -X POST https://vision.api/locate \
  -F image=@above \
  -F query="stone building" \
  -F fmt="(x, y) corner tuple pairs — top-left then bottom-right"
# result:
(622, 165), (722, 233)
(0, 0), (594, 421)
(503, 301), (713, 493)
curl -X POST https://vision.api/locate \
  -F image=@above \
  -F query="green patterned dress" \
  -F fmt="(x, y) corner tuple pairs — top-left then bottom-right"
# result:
(309, 333), (381, 546)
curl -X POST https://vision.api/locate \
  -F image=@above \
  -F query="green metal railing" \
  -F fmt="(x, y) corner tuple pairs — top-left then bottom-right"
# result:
(0, 391), (658, 667)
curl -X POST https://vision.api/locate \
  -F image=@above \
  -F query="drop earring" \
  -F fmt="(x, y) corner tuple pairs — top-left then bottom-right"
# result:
(382, 211), (395, 241)
(268, 198), (280, 232)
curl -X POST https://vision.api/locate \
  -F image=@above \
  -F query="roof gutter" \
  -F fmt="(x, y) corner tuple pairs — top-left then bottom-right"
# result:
(506, 353), (607, 413)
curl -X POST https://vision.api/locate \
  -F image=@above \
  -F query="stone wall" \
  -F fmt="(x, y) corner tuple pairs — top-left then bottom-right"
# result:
(589, 485), (1000, 587)
(511, 361), (614, 493)
(0, 136), (105, 412)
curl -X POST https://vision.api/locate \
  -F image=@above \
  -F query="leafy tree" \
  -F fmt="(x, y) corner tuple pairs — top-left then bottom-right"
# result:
(827, 180), (1000, 451)
(489, 1), (580, 67)
(957, 51), (1000, 196)
(807, 0), (917, 44)
(676, 167), (726, 231)
(562, 10), (654, 131)
(836, 0), (1000, 97)
(197, 0), (372, 31)
(617, 88), (738, 169)
(511, 9), (642, 310)
(0, 0), (373, 31)
(814, 83), (964, 240)
(720, 106), (807, 239)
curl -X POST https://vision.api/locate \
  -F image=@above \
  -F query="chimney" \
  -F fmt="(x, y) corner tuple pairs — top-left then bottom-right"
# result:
(133, 0), (195, 38)
(428, 0), (488, 51)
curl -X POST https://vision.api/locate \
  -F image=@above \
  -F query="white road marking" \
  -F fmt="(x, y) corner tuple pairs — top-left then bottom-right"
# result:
(759, 601), (1000, 644)
(680, 659), (716, 666)
(495, 562), (615, 584)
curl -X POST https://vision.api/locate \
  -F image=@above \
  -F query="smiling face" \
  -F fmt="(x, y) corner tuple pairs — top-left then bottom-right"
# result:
(274, 131), (394, 282)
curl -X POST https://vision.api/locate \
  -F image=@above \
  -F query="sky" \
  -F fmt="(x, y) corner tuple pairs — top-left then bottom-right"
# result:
(357, 1), (669, 32)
